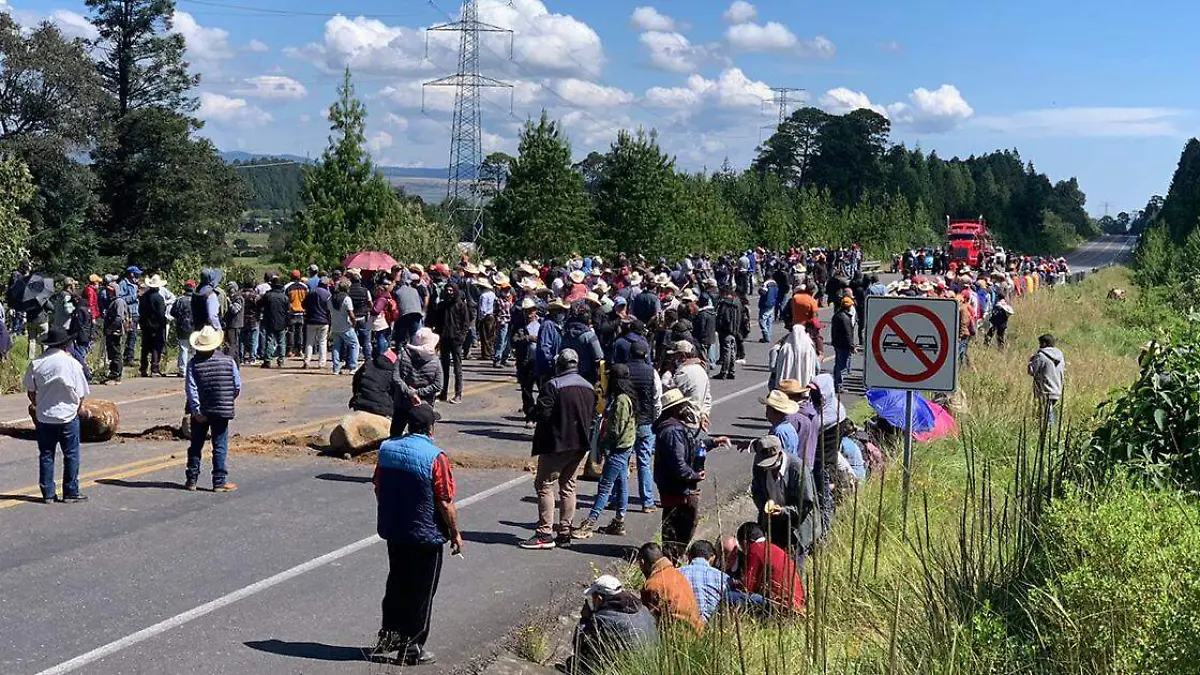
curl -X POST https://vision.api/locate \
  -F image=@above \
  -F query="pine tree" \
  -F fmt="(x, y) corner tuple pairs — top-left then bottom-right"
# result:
(595, 129), (681, 257)
(1160, 138), (1200, 243)
(483, 112), (593, 260)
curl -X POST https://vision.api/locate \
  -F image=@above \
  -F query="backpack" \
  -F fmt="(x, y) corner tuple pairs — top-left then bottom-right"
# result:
(69, 304), (94, 344)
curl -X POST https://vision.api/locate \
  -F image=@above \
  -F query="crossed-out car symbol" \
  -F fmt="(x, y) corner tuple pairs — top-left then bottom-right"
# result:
(881, 333), (939, 354)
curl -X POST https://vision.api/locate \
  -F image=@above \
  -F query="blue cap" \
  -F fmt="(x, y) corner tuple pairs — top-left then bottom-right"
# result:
(126, 266), (143, 275)
(614, 296), (628, 307)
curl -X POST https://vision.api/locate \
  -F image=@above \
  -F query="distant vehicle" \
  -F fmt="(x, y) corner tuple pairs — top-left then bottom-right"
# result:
(881, 333), (940, 354)
(947, 216), (994, 268)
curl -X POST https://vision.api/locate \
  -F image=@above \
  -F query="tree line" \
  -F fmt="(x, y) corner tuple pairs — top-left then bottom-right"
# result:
(482, 107), (1097, 262)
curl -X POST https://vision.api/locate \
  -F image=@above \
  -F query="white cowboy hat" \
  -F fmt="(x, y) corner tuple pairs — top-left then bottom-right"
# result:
(494, 272), (511, 287)
(464, 263), (481, 275)
(593, 280), (610, 293)
(659, 388), (691, 414)
(628, 272), (643, 286)
(189, 326), (224, 353)
(678, 289), (698, 303)
(475, 277), (493, 290)
(482, 259), (496, 269)
(653, 273), (670, 286)
(518, 297), (538, 310)
(585, 292), (601, 305)
(759, 389), (800, 415)
(569, 270), (586, 284)
(144, 274), (167, 289)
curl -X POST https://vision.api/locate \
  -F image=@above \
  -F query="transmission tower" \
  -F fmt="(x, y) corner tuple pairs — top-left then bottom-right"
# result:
(758, 86), (803, 143)
(424, 0), (512, 243)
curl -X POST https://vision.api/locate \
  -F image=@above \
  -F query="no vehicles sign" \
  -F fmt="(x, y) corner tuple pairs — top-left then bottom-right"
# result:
(864, 296), (960, 392)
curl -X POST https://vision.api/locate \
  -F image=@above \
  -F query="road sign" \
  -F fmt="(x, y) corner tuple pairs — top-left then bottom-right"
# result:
(864, 296), (960, 392)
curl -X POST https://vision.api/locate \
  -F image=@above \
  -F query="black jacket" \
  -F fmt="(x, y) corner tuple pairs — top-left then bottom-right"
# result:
(350, 353), (396, 418)
(575, 592), (658, 673)
(531, 369), (596, 457)
(715, 294), (742, 336)
(692, 307), (716, 346)
(430, 296), (470, 345)
(653, 417), (706, 496)
(260, 287), (290, 332)
(831, 308), (855, 350)
(138, 289), (167, 332)
(626, 359), (658, 426)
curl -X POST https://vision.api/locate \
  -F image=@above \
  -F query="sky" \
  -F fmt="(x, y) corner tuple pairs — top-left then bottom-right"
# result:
(4, 0), (1196, 216)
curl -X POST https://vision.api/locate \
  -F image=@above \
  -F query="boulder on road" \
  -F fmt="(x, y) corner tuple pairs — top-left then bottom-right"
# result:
(79, 400), (120, 442)
(329, 411), (392, 456)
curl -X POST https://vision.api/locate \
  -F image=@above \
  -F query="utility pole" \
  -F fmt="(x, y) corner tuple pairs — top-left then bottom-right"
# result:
(1099, 201), (1113, 218)
(759, 86), (803, 143)
(424, 0), (512, 243)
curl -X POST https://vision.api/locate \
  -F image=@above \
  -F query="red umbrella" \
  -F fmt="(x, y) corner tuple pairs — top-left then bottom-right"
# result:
(342, 251), (399, 271)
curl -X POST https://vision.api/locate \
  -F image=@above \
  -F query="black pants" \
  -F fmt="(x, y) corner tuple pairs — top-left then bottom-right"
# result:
(390, 407), (411, 439)
(224, 328), (241, 363)
(985, 323), (1007, 349)
(661, 493), (700, 562)
(105, 333), (124, 380)
(517, 360), (537, 418)
(140, 328), (165, 375)
(288, 314), (305, 356)
(440, 341), (463, 399)
(382, 541), (443, 655)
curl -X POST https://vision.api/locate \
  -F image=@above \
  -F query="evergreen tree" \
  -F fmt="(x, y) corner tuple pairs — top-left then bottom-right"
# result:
(595, 129), (682, 256)
(483, 111), (592, 259)
(1159, 139), (1200, 243)
(87, 0), (243, 267)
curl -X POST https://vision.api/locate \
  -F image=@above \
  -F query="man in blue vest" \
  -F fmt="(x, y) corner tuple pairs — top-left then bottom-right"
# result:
(373, 403), (462, 666)
(184, 326), (241, 492)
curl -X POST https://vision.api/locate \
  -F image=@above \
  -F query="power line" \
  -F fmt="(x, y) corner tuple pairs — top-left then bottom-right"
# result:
(177, 0), (424, 19)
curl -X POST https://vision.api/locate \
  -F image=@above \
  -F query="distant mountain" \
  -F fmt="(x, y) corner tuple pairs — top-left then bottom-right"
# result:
(219, 150), (450, 180)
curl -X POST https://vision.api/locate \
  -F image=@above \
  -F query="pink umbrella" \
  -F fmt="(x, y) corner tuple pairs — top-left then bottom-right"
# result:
(342, 251), (399, 271)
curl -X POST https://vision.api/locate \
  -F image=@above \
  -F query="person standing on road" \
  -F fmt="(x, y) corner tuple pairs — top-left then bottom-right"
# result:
(258, 276), (289, 369)
(101, 280), (129, 385)
(520, 349), (597, 550)
(223, 282), (244, 364)
(475, 277), (497, 362)
(330, 279), (360, 376)
(119, 266), (141, 367)
(171, 281), (197, 376)
(24, 328), (90, 504)
(653, 389), (728, 561)
(757, 277), (779, 343)
(347, 270), (373, 363)
(627, 341), (661, 514)
(391, 328), (444, 437)
(191, 268), (224, 332)
(957, 290), (975, 367)
(283, 271), (308, 358)
(303, 278), (333, 369)
(574, 364), (639, 539)
(372, 403), (461, 667)
(1028, 334), (1065, 428)
(714, 285), (742, 380)
(429, 282), (470, 404)
(184, 326), (241, 493)
(830, 297), (856, 394)
(663, 341), (711, 430)
(393, 272), (425, 348)
(138, 275), (168, 377)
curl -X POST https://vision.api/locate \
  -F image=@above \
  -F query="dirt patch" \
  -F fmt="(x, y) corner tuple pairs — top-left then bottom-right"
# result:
(119, 424), (185, 441)
(342, 448), (534, 472)
(229, 432), (322, 459)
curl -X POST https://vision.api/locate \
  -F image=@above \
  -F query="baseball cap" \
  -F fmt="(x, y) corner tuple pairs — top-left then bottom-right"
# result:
(614, 296), (628, 307)
(667, 340), (695, 356)
(752, 436), (784, 468)
(408, 403), (442, 429)
(584, 574), (624, 597)
(557, 348), (580, 367)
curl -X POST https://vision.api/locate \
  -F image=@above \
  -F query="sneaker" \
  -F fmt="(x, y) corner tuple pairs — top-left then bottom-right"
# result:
(573, 519), (597, 540)
(450, 396), (462, 405)
(404, 649), (437, 666)
(642, 503), (658, 514)
(518, 533), (556, 550)
(735, 358), (747, 365)
(213, 483), (238, 493)
(39, 494), (56, 504)
(600, 519), (627, 536)
(554, 533), (573, 549)
(183, 480), (198, 491)
(60, 494), (88, 504)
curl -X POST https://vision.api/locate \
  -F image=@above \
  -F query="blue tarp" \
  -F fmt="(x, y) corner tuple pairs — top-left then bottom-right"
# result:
(866, 389), (936, 433)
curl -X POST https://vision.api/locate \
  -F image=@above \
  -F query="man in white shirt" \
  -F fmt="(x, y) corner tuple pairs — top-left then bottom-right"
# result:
(662, 340), (712, 430)
(23, 328), (91, 503)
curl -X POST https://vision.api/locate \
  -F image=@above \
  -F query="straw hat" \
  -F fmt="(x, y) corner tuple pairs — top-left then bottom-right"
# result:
(548, 298), (571, 311)
(917, 281), (934, 293)
(660, 388), (691, 414)
(759, 389), (800, 415)
(518, 262), (538, 276)
(475, 277), (493, 290)
(144, 274), (166, 289)
(408, 263), (425, 274)
(585, 292), (601, 305)
(591, 268), (603, 277)
(518, 297), (538, 311)
(464, 262), (481, 275)
(519, 278), (540, 291)
(189, 326), (224, 353)
(88, 274), (103, 284)
(569, 270), (586, 284)
(777, 379), (806, 396)
(678, 289), (698, 303)
(628, 271), (643, 286)
(593, 280), (610, 294)
(494, 272), (511, 287)
(667, 340), (695, 356)
(653, 273), (670, 286)
(482, 259), (496, 269)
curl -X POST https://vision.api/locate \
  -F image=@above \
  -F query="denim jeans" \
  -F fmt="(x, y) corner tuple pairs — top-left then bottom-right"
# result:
(833, 346), (852, 391)
(355, 318), (372, 363)
(332, 328), (360, 374)
(177, 338), (193, 374)
(588, 447), (632, 521)
(493, 322), (511, 365)
(958, 335), (971, 367)
(242, 325), (260, 361)
(264, 329), (286, 365)
(759, 309), (773, 341)
(635, 424), (656, 508)
(373, 329), (391, 357)
(70, 342), (91, 381)
(36, 418), (81, 499)
(187, 416), (229, 487)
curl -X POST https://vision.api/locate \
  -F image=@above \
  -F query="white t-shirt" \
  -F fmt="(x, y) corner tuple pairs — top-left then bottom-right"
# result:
(23, 348), (90, 424)
(331, 294), (354, 334)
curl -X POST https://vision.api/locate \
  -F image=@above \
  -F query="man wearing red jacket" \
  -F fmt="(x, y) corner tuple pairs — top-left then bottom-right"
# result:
(736, 522), (805, 615)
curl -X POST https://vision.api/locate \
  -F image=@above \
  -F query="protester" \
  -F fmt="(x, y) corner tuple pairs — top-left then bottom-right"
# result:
(393, 272), (424, 347)
(372, 403), (462, 666)
(678, 539), (756, 623)
(24, 328), (90, 503)
(224, 282), (244, 364)
(637, 542), (704, 633)
(350, 346), (396, 419)
(714, 284), (742, 380)
(171, 281), (197, 376)
(347, 270), (373, 363)
(259, 276), (289, 369)
(985, 291), (1014, 349)
(1028, 334), (1065, 427)
(830, 296), (857, 393)
(627, 341), (661, 513)
(750, 436), (820, 567)
(760, 390), (800, 456)
(574, 364), (639, 538)
(663, 341), (711, 430)
(138, 274), (168, 377)
(391, 328), (444, 437)
(573, 575), (657, 674)
(653, 388), (728, 560)
(192, 268), (224, 332)
(303, 277), (332, 369)
(430, 282), (469, 404)
(768, 324), (819, 392)
(183, 326), (241, 492)
(119, 266), (141, 367)
(757, 277), (779, 342)
(476, 277), (497, 361)
(284, 270), (308, 358)
(101, 280), (129, 385)
(735, 522), (805, 615)
(521, 349), (596, 550)
(330, 278), (360, 376)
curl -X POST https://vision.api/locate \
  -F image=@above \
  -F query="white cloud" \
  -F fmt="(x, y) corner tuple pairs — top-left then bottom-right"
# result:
(199, 92), (273, 128)
(725, 22), (834, 58)
(385, 113), (410, 131)
(722, 1), (758, 24)
(818, 84), (974, 132)
(299, 113), (312, 123)
(638, 31), (712, 73)
(645, 68), (773, 111)
(379, 78), (539, 113)
(286, 15), (426, 75)
(367, 131), (393, 154)
(233, 75), (309, 100)
(973, 107), (1187, 138)
(888, 84), (974, 132)
(630, 6), (676, 32)
(49, 9), (98, 41)
(173, 11), (234, 68)
(478, 0), (605, 78)
(247, 39), (269, 53)
(550, 78), (633, 107)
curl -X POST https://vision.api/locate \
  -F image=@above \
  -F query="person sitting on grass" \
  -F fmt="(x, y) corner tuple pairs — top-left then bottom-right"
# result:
(736, 522), (805, 616)
(678, 539), (766, 623)
(638, 542), (704, 634)
(572, 574), (658, 674)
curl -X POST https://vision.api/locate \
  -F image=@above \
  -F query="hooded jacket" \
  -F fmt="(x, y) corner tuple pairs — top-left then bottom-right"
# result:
(224, 285), (245, 330)
(431, 292), (471, 345)
(715, 293), (742, 336)
(561, 318), (604, 384)
(691, 305), (716, 346)
(191, 268), (224, 331)
(350, 352), (396, 418)
(830, 307), (855, 350)
(575, 592), (658, 673)
(393, 346), (444, 408)
(1028, 347), (1065, 401)
(531, 367), (596, 456)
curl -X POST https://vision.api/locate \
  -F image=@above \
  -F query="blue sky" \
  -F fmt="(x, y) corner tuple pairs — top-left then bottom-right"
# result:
(5, 0), (1194, 215)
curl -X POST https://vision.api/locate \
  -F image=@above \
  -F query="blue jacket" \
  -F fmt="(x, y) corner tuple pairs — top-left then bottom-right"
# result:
(119, 278), (140, 318)
(376, 434), (448, 547)
(758, 283), (779, 312)
(535, 317), (562, 379)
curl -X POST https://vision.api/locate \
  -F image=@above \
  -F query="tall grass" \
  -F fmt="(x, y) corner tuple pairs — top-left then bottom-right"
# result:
(593, 269), (1152, 675)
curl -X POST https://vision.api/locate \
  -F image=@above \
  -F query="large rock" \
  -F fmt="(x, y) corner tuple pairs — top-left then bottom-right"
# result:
(79, 399), (120, 442)
(329, 411), (392, 456)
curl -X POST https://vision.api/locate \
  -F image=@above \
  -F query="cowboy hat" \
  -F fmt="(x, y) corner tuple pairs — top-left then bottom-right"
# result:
(548, 298), (571, 311)
(519, 277), (540, 291)
(590, 268), (603, 277)
(628, 271), (643, 285)
(518, 262), (538, 276)
(660, 388), (691, 414)
(777, 379), (806, 396)
(518, 297), (538, 310)
(494, 272), (511, 287)
(593, 280), (610, 294)
(759, 389), (800, 415)
(482, 259), (496, 269)
(144, 274), (166, 289)
(38, 327), (72, 348)
(678, 289), (698, 303)
(585, 292), (601, 305)
(464, 262), (481, 275)
(653, 273), (670, 286)
(475, 277), (493, 290)
(88, 274), (102, 284)
(189, 326), (224, 352)
(667, 340), (695, 356)
(569, 270), (586, 284)
(408, 263), (425, 274)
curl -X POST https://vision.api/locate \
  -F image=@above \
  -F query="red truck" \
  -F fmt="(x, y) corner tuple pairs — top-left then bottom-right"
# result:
(947, 216), (994, 269)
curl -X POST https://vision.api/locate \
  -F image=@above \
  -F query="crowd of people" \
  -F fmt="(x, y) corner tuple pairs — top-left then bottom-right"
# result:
(4, 241), (1074, 668)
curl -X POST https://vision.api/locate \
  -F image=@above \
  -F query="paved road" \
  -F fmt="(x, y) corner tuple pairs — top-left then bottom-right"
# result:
(1063, 233), (1136, 270)
(0, 237), (1135, 675)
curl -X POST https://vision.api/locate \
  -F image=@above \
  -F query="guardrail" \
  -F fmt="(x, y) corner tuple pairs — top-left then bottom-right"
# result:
(863, 260), (884, 273)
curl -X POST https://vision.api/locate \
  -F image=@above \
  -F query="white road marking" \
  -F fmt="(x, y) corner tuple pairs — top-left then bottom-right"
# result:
(31, 473), (533, 675)
(714, 381), (770, 405)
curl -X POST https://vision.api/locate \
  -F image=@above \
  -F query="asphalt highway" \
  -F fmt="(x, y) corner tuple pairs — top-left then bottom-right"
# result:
(0, 236), (1135, 675)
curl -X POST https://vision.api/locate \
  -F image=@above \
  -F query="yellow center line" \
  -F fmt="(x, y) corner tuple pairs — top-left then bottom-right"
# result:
(0, 456), (185, 509)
